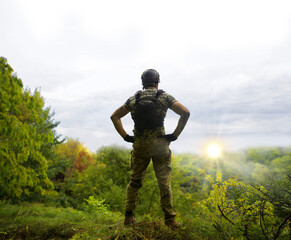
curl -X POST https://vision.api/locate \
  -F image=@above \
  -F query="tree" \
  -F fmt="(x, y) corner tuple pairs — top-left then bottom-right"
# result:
(197, 177), (290, 240)
(247, 147), (281, 165)
(271, 155), (291, 176)
(0, 57), (61, 199)
(97, 146), (131, 187)
(50, 138), (94, 178)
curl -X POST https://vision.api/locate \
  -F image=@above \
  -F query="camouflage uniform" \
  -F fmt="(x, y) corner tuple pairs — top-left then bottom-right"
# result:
(124, 88), (177, 220)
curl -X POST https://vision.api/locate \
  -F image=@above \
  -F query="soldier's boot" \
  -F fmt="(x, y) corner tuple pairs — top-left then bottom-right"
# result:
(124, 211), (136, 226)
(165, 218), (180, 229)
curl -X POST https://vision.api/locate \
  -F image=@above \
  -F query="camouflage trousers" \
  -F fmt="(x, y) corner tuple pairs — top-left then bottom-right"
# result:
(125, 137), (176, 220)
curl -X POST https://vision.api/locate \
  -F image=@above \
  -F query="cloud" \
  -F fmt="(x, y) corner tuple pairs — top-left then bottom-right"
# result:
(1, 0), (291, 153)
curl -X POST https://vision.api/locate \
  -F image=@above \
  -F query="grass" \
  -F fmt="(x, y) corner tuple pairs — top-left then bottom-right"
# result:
(69, 218), (198, 240)
(0, 203), (204, 240)
(0, 202), (122, 239)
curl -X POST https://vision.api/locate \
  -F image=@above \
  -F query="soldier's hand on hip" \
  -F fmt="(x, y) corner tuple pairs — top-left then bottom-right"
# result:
(165, 134), (177, 142)
(124, 134), (135, 143)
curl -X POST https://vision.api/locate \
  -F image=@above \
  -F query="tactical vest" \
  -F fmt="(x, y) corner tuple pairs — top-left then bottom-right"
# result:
(133, 90), (164, 135)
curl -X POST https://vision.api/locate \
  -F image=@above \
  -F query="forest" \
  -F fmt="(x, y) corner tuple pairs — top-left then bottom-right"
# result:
(0, 57), (290, 239)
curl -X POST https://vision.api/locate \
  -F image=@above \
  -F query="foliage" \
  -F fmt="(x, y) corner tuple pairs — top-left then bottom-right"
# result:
(136, 161), (161, 216)
(0, 57), (61, 199)
(82, 195), (114, 218)
(271, 155), (291, 176)
(252, 175), (291, 239)
(197, 176), (289, 239)
(49, 138), (94, 179)
(247, 147), (282, 166)
(97, 145), (131, 187)
(46, 145), (129, 211)
(46, 138), (96, 207)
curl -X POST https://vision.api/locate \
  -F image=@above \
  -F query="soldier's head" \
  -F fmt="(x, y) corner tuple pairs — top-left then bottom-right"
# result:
(141, 69), (160, 89)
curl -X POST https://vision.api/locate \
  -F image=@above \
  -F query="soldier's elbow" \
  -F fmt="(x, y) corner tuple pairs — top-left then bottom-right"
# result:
(183, 109), (190, 119)
(110, 114), (116, 122)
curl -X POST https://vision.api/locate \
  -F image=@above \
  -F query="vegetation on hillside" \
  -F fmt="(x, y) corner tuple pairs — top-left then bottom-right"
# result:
(0, 58), (290, 239)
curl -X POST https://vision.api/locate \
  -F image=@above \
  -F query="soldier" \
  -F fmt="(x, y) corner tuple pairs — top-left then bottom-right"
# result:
(110, 69), (190, 227)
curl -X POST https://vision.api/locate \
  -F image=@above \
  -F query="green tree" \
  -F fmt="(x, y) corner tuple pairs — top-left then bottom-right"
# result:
(0, 57), (61, 199)
(247, 147), (281, 165)
(271, 155), (291, 176)
(97, 146), (131, 187)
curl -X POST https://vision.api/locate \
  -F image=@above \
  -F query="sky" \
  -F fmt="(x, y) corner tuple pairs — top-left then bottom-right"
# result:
(1, 0), (291, 154)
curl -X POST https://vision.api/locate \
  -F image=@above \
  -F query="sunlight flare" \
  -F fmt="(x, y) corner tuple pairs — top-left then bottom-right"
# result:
(207, 143), (222, 158)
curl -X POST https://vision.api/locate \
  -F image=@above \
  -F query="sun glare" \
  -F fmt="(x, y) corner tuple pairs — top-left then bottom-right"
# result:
(207, 143), (222, 158)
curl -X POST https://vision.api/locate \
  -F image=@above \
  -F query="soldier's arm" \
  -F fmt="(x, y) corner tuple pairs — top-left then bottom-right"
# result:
(170, 102), (190, 138)
(110, 105), (130, 139)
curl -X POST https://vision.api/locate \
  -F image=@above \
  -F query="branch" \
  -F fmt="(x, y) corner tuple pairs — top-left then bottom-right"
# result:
(217, 204), (252, 240)
(273, 214), (291, 240)
(217, 204), (234, 225)
(243, 225), (251, 240)
(259, 201), (271, 240)
(212, 221), (230, 239)
(251, 184), (270, 199)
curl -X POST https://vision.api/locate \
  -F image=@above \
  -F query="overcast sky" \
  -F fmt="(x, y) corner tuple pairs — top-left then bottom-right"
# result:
(1, 0), (291, 153)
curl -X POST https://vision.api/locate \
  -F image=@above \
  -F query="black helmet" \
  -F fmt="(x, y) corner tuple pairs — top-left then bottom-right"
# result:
(141, 69), (160, 87)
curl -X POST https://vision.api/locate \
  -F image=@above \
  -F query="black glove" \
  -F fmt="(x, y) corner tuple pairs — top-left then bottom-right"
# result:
(164, 134), (177, 142)
(124, 134), (134, 143)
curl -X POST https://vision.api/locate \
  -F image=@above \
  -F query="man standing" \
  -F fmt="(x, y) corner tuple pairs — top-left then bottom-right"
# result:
(110, 69), (190, 227)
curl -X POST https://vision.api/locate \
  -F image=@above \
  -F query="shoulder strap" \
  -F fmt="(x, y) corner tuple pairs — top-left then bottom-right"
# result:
(157, 89), (164, 97)
(153, 89), (164, 101)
